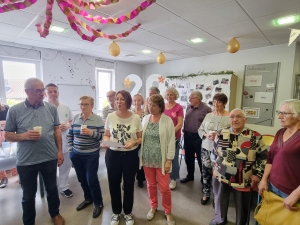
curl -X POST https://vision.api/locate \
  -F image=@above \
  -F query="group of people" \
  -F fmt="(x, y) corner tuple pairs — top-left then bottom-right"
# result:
(2, 77), (300, 225)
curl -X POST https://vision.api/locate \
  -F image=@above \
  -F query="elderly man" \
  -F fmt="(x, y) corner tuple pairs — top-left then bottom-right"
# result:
(45, 83), (74, 198)
(210, 108), (268, 225)
(4, 78), (65, 225)
(67, 96), (104, 218)
(181, 91), (211, 184)
(144, 86), (160, 113)
(102, 90), (116, 123)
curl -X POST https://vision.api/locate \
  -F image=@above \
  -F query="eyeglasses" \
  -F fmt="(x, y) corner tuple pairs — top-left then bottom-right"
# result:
(229, 115), (245, 120)
(275, 110), (295, 117)
(79, 103), (90, 107)
(29, 88), (45, 94)
(189, 97), (198, 100)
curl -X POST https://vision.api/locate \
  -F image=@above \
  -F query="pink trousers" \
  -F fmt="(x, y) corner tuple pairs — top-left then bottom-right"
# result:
(144, 166), (172, 214)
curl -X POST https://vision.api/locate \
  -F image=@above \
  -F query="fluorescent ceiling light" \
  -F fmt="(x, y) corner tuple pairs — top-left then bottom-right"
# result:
(273, 15), (299, 26)
(142, 50), (152, 54)
(50, 26), (67, 33)
(190, 38), (205, 43)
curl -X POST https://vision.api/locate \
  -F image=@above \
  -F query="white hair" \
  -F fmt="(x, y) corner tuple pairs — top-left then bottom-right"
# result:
(191, 91), (203, 101)
(164, 87), (179, 100)
(230, 108), (246, 117)
(279, 99), (300, 117)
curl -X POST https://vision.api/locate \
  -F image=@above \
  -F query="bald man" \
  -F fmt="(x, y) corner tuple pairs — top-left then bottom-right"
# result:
(4, 78), (65, 225)
(101, 90), (116, 123)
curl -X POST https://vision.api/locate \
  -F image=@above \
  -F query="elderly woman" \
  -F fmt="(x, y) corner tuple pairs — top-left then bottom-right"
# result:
(144, 87), (160, 114)
(198, 93), (230, 205)
(141, 94), (176, 225)
(210, 109), (268, 225)
(259, 99), (300, 212)
(132, 94), (147, 188)
(103, 90), (142, 225)
(164, 87), (183, 190)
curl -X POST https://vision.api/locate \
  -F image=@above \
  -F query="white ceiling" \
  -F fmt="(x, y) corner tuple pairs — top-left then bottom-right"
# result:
(0, 0), (300, 64)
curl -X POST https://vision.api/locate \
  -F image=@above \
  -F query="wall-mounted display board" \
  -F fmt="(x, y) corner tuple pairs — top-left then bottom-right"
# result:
(241, 63), (280, 126)
(146, 74), (237, 113)
(57, 84), (96, 111)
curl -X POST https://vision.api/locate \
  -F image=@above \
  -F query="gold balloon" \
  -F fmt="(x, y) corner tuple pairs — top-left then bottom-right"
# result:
(157, 52), (166, 64)
(227, 38), (240, 53)
(109, 41), (120, 57)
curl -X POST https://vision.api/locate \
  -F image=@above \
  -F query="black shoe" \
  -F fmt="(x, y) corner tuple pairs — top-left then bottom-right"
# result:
(209, 218), (227, 225)
(60, 189), (73, 198)
(76, 200), (93, 211)
(138, 180), (144, 188)
(180, 177), (194, 183)
(93, 205), (103, 218)
(201, 196), (210, 205)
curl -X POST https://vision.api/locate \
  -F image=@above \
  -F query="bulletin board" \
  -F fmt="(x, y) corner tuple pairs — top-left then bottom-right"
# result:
(57, 84), (96, 111)
(241, 63), (280, 126)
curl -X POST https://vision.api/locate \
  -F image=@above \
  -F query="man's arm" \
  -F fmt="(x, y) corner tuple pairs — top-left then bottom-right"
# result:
(5, 131), (40, 142)
(54, 126), (64, 166)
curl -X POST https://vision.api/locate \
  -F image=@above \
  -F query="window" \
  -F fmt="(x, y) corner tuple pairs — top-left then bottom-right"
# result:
(0, 57), (41, 107)
(96, 68), (114, 113)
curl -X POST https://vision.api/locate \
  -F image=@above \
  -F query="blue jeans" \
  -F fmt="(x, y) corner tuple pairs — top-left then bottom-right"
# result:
(269, 182), (300, 203)
(70, 151), (103, 206)
(17, 159), (60, 225)
(170, 139), (180, 180)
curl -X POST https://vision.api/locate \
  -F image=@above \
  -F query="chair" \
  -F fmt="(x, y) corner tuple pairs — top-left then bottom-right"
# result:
(256, 134), (275, 225)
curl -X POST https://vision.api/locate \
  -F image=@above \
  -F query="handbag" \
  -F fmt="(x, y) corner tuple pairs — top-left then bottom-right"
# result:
(254, 190), (300, 225)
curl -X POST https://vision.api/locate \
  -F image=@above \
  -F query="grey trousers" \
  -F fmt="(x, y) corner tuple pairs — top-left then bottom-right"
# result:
(212, 177), (251, 225)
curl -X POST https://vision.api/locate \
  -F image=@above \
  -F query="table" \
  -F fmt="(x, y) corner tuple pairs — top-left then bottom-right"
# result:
(0, 156), (45, 198)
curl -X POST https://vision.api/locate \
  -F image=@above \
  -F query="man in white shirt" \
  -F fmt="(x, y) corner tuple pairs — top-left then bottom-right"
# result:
(46, 83), (74, 198)
(101, 90), (116, 123)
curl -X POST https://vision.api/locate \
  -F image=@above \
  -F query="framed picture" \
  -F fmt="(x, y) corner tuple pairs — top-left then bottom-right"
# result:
(243, 107), (260, 118)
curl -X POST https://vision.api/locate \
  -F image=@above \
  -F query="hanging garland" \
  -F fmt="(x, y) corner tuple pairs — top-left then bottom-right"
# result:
(71, 0), (119, 9)
(36, 0), (54, 38)
(0, 0), (37, 13)
(64, 0), (155, 25)
(166, 70), (235, 80)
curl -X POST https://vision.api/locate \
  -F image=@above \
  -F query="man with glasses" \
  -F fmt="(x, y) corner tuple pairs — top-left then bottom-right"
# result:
(45, 83), (74, 198)
(209, 108), (268, 225)
(4, 78), (65, 225)
(102, 90), (116, 123)
(181, 91), (211, 184)
(67, 96), (105, 218)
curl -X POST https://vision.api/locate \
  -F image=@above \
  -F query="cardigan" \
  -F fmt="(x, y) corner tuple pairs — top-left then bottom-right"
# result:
(140, 113), (175, 174)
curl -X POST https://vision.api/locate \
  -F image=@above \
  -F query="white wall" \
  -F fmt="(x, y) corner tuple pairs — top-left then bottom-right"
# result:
(0, 41), (143, 112)
(143, 43), (298, 135)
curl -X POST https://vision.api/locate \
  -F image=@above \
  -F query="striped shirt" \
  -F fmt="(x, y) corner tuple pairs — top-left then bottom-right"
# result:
(67, 113), (104, 155)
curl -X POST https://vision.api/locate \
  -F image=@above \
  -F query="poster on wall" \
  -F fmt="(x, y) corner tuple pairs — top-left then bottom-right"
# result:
(243, 107), (260, 118)
(245, 75), (262, 86)
(254, 92), (273, 104)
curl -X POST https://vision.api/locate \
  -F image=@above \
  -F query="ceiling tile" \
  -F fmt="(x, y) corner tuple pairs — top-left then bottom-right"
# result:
(184, 1), (250, 30)
(0, 10), (37, 27)
(263, 29), (293, 45)
(237, 0), (300, 18)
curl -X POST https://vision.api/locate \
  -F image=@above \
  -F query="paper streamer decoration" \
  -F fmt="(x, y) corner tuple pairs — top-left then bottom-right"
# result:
(70, 0), (119, 9)
(288, 29), (300, 46)
(36, 0), (54, 38)
(124, 78), (133, 89)
(64, 0), (155, 25)
(0, 0), (37, 13)
(124, 74), (143, 96)
(57, 0), (141, 40)
(158, 75), (165, 83)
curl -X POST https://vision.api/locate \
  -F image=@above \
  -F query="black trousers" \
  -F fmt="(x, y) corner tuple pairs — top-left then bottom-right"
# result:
(105, 147), (139, 214)
(183, 132), (203, 183)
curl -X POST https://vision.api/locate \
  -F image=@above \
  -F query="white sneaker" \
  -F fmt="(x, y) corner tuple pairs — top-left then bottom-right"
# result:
(110, 214), (120, 225)
(124, 213), (134, 225)
(166, 214), (176, 225)
(169, 180), (177, 190)
(147, 208), (156, 220)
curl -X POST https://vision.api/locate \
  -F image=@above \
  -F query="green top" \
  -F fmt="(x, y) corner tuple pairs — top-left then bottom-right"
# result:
(142, 121), (162, 168)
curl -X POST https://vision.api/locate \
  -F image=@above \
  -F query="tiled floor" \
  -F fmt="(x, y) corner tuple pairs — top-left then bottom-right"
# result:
(0, 149), (257, 225)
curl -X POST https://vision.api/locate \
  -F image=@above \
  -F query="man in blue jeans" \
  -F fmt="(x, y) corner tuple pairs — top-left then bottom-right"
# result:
(67, 96), (104, 218)
(4, 78), (65, 225)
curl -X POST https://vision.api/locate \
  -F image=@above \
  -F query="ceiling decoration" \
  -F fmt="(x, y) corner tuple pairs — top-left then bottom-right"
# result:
(0, 0), (37, 13)
(227, 38), (240, 53)
(34, 0), (156, 40)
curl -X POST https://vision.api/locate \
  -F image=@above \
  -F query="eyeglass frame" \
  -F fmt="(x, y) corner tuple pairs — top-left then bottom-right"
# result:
(275, 110), (295, 117)
(28, 88), (46, 94)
